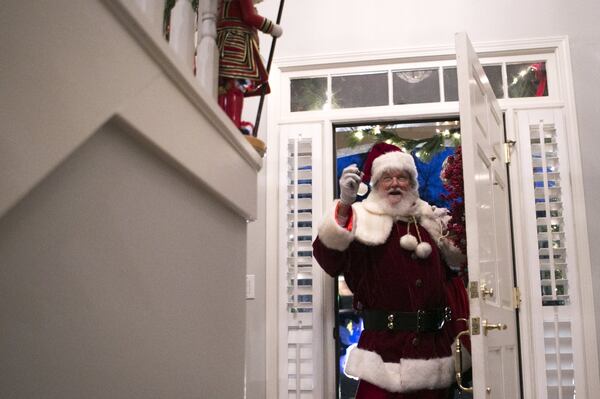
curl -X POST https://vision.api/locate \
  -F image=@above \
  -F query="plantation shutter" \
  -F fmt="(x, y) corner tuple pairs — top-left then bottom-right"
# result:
(518, 109), (583, 399)
(279, 124), (324, 399)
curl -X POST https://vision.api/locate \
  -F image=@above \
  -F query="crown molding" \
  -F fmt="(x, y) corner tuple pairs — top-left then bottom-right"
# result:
(274, 35), (568, 71)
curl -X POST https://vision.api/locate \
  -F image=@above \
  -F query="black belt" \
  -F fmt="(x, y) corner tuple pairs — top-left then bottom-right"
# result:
(362, 307), (452, 333)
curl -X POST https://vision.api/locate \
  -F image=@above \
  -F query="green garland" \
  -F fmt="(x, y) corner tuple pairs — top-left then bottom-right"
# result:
(346, 126), (461, 162)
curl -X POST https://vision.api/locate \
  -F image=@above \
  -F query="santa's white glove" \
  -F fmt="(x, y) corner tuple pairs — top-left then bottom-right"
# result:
(271, 24), (283, 38)
(339, 164), (362, 206)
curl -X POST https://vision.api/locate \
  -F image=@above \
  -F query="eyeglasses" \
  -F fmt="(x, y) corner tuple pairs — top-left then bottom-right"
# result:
(380, 174), (410, 184)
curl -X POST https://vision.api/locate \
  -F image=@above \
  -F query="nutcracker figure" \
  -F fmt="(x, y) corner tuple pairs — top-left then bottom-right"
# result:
(217, 0), (282, 134)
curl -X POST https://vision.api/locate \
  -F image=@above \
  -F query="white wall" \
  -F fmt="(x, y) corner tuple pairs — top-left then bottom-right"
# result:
(0, 122), (248, 398)
(249, 0), (600, 392)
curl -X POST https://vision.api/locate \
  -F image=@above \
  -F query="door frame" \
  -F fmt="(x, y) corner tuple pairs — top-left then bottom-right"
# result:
(263, 36), (598, 399)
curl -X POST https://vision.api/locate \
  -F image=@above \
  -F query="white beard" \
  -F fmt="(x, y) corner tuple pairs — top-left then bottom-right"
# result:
(363, 187), (420, 218)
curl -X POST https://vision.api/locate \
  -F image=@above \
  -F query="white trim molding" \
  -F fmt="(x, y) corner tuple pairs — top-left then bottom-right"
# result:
(274, 36), (570, 71)
(266, 35), (599, 399)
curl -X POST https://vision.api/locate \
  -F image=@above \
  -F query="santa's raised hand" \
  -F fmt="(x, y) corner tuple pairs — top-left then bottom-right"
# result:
(339, 164), (363, 206)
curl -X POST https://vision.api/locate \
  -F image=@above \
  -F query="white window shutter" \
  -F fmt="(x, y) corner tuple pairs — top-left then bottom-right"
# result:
(528, 121), (570, 307)
(278, 125), (324, 399)
(518, 109), (583, 399)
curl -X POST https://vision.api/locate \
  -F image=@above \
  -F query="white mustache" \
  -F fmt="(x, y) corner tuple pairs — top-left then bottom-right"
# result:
(386, 188), (406, 195)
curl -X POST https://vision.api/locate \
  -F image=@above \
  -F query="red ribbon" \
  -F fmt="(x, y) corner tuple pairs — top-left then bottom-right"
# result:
(531, 62), (547, 96)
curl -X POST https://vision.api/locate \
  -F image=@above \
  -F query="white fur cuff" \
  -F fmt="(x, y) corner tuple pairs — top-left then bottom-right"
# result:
(317, 200), (355, 251)
(439, 238), (467, 270)
(345, 347), (454, 393)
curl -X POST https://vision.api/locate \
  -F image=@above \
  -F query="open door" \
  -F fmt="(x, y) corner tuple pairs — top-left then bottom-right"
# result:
(455, 32), (522, 398)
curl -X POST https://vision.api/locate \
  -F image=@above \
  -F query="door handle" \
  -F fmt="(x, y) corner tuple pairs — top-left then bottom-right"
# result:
(482, 319), (507, 335)
(453, 327), (473, 393)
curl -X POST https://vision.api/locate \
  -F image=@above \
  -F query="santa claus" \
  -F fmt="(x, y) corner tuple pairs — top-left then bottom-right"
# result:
(313, 142), (468, 398)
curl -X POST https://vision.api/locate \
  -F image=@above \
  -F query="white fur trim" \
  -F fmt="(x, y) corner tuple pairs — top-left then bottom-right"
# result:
(345, 347), (454, 392)
(352, 202), (393, 245)
(439, 238), (467, 269)
(371, 151), (418, 188)
(317, 200), (355, 251)
(353, 197), (442, 247)
(362, 187), (420, 218)
(416, 201), (467, 268)
(415, 200), (445, 241)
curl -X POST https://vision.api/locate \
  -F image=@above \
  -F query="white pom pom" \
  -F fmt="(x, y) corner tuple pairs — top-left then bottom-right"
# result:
(415, 242), (432, 259)
(400, 234), (418, 251)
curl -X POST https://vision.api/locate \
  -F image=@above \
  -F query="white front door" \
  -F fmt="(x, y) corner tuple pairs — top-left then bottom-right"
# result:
(456, 32), (522, 398)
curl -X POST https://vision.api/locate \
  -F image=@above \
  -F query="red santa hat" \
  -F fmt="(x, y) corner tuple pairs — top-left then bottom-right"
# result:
(362, 142), (418, 189)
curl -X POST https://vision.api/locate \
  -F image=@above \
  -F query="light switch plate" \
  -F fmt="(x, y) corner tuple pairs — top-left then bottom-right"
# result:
(246, 274), (255, 299)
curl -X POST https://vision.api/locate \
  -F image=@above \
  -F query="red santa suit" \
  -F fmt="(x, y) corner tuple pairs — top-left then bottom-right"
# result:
(313, 144), (467, 398)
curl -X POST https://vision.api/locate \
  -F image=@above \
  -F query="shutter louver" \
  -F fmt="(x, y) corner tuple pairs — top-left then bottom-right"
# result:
(529, 122), (569, 307)
(281, 129), (320, 399)
(520, 109), (581, 399)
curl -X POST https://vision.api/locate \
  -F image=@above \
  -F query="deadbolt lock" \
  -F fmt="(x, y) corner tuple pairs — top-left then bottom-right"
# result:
(480, 283), (494, 298)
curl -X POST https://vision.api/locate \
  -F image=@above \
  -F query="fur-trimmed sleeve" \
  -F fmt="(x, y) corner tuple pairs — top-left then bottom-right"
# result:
(439, 238), (467, 270)
(417, 201), (466, 269)
(316, 200), (355, 251)
(313, 201), (357, 278)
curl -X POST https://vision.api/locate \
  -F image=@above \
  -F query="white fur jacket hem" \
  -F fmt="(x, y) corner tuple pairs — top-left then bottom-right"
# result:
(345, 347), (455, 392)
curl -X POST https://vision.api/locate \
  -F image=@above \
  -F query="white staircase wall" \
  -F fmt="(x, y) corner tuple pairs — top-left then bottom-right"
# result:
(0, 121), (247, 398)
(1, 1), (261, 397)
(1, 0), (261, 220)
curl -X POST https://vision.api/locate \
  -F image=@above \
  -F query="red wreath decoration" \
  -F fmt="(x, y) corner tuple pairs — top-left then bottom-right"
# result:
(441, 146), (467, 268)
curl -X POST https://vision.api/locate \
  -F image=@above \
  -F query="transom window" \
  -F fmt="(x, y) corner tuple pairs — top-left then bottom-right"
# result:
(288, 58), (551, 112)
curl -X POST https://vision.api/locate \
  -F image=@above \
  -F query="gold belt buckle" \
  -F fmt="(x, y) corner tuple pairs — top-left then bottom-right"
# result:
(436, 307), (452, 330)
(416, 310), (425, 332)
(387, 313), (394, 330)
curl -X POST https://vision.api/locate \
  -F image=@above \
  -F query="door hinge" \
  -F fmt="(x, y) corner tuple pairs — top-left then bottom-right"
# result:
(504, 140), (516, 164)
(469, 281), (479, 299)
(471, 317), (481, 335)
(513, 287), (521, 309)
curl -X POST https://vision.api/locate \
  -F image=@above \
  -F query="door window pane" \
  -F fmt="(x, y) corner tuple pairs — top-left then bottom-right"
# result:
(290, 77), (328, 112)
(507, 61), (548, 98)
(392, 69), (440, 104)
(332, 72), (388, 109)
